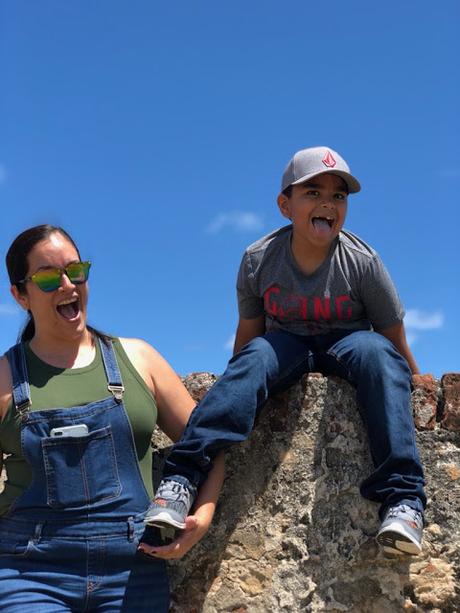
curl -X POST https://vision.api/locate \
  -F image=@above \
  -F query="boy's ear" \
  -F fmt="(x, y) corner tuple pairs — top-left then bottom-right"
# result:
(10, 285), (29, 311)
(277, 193), (292, 220)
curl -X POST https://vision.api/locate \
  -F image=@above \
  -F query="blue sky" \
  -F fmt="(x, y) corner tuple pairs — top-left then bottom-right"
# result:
(1, 1), (458, 378)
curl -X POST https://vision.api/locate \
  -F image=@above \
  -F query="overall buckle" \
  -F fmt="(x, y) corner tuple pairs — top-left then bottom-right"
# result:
(16, 399), (32, 419)
(107, 384), (124, 401)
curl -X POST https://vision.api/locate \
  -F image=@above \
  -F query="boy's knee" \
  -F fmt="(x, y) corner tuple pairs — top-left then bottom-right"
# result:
(356, 331), (392, 355)
(332, 331), (410, 374)
(231, 335), (282, 379)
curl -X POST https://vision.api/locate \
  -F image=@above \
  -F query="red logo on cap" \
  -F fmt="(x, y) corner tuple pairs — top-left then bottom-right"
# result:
(322, 151), (336, 168)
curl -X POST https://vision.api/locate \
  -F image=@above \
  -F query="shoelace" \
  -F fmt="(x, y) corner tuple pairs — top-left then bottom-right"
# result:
(162, 482), (190, 503)
(387, 505), (422, 525)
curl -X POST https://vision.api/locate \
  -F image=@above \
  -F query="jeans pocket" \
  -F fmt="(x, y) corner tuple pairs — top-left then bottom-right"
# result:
(42, 425), (122, 508)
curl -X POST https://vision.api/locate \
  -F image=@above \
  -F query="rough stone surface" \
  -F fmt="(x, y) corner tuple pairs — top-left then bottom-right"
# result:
(441, 373), (460, 431)
(152, 373), (460, 612)
(412, 374), (438, 430)
(1, 373), (459, 611)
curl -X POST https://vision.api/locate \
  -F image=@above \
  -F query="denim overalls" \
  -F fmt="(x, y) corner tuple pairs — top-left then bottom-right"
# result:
(0, 339), (169, 612)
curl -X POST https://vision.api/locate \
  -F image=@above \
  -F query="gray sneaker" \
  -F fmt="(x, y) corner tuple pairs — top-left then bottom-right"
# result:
(376, 504), (423, 555)
(144, 479), (197, 530)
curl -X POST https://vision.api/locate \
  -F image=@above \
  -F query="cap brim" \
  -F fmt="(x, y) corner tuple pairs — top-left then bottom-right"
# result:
(291, 170), (361, 194)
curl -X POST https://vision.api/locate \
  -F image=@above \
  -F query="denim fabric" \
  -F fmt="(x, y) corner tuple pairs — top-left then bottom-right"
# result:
(164, 329), (426, 518)
(0, 340), (169, 612)
(0, 517), (169, 612)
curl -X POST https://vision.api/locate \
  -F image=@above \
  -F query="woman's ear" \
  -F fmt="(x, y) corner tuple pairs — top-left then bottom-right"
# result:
(277, 193), (292, 220)
(10, 285), (30, 311)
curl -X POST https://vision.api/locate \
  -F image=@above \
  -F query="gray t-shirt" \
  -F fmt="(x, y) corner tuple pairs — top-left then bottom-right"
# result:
(237, 225), (404, 336)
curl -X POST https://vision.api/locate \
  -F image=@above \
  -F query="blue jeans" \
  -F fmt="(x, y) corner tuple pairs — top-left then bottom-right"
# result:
(0, 516), (169, 612)
(164, 329), (426, 518)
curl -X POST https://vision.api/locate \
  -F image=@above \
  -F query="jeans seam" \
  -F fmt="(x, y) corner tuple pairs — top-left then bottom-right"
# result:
(276, 350), (311, 384)
(325, 349), (353, 383)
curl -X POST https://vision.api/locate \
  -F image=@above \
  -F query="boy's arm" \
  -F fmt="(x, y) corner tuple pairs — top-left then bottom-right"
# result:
(377, 322), (420, 375)
(233, 315), (265, 355)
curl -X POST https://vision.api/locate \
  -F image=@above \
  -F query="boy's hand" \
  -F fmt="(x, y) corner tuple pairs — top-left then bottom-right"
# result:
(138, 515), (208, 560)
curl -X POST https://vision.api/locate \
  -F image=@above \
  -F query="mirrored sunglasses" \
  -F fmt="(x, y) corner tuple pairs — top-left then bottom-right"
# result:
(19, 261), (91, 293)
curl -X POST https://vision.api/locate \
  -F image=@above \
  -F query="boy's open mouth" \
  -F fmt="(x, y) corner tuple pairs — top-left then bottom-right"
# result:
(312, 216), (334, 231)
(56, 297), (80, 321)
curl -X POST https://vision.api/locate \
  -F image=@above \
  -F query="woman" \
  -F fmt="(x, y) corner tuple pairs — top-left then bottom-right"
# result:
(0, 224), (224, 612)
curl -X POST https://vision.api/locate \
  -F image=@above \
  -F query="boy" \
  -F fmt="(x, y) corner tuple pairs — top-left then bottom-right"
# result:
(145, 146), (426, 555)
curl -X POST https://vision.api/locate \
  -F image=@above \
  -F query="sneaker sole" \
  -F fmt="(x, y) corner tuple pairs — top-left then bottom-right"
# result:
(144, 511), (186, 530)
(376, 526), (422, 555)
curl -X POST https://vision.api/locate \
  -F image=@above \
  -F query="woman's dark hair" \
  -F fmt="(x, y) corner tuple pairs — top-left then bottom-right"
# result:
(6, 224), (81, 290)
(6, 224), (110, 344)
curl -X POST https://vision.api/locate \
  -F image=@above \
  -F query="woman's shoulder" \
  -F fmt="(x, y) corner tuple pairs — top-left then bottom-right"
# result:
(116, 337), (170, 398)
(117, 336), (186, 400)
(117, 336), (161, 364)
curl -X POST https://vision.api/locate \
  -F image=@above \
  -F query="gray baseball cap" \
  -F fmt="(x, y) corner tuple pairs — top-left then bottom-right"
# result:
(281, 146), (361, 194)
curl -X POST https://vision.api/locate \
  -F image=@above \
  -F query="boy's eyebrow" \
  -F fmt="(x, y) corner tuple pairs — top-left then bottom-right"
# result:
(300, 180), (348, 192)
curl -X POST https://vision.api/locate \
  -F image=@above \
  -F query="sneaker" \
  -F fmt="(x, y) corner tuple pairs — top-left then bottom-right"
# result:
(376, 504), (423, 555)
(144, 479), (197, 530)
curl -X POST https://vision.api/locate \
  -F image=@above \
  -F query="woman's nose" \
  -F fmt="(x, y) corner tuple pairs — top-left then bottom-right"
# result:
(59, 271), (76, 290)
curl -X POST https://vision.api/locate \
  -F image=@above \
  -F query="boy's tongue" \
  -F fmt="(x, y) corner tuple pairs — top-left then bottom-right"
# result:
(312, 217), (332, 236)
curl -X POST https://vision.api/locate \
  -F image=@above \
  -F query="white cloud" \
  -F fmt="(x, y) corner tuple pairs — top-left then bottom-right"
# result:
(223, 333), (235, 351)
(0, 164), (6, 185)
(405, 331), (418, 347)
(0, 303), (19, 316)
(404, 309), (444, 330)
(206, 211), (263, 234)
(404, 309), (444, 347)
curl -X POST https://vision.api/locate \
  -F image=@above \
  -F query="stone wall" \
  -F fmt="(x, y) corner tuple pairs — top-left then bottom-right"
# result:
(156, 372), (460, 613)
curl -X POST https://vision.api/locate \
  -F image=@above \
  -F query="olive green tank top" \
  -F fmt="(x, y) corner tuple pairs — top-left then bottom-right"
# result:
(0, 338), (157, 516)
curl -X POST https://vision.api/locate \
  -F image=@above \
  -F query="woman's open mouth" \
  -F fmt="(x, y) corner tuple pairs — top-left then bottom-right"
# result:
(56, 297), (81, 321)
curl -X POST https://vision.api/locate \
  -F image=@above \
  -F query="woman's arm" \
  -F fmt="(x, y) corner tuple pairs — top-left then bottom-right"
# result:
(0, 356), (12, 421)
(120, 337), (225, 558)
(0, 357), (13, 488)
(120, 337), (195, 440)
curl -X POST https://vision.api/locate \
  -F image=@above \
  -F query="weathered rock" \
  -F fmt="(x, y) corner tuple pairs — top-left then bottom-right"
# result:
(1, 372), (458, 611)
(412, 374), (438, 430)
(441, 373), (460, 431)
(156, 373), (460, 612)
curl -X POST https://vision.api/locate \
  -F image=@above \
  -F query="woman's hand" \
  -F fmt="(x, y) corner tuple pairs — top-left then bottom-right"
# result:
(138, 514), (211, 560)
(139, 453), (225, 560)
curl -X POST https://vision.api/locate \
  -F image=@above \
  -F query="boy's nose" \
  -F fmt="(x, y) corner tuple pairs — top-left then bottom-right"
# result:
(319, 198), (335, 209)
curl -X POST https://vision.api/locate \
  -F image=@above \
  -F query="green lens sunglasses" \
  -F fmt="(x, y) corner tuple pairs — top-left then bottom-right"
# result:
(18, 261), (91, 293)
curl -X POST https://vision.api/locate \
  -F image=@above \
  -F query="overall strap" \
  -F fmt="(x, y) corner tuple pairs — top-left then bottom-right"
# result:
(5, 343), (32, 415)
(98, 337), (125, 401)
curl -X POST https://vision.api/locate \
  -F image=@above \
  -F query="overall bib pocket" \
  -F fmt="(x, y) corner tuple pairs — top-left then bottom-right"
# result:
(42, 425), (122, 508)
